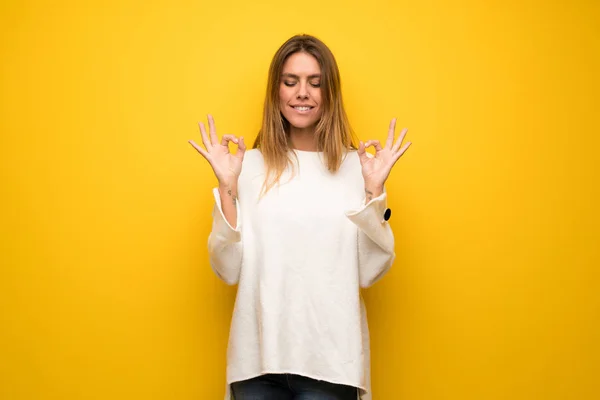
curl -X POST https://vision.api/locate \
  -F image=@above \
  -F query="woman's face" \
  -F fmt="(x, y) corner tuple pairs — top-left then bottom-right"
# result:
(279, 51), (323, 131)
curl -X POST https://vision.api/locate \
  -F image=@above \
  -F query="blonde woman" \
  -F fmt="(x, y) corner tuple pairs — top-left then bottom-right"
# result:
(189, 34), (411, 400)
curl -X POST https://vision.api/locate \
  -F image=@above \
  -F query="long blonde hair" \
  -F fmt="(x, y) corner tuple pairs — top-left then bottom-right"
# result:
(253, 34), (356, 194)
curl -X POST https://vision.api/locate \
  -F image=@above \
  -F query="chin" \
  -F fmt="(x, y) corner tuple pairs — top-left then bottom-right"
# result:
(288, 119), (317, 129)
(282, 114), (321, 130)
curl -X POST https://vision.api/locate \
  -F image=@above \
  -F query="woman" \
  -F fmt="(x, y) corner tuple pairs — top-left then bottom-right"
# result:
(189, 34), (411, 400)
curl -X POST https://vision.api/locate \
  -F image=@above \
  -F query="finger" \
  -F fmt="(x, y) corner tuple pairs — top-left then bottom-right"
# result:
(392, 128), (408, 153)
(399, 141), (412, 155)
(236, 136), (247, 159)
(385, 118), (396, 148)
(357, 140), (365, 154)
(357, 141), (369, 164)
(188, 140), (210, 159)
(368, 140), (384, 152)
(199, 122), (212, 149)
(208, 114), (218, 145)
(393, 141), (412, 162)
(221, 134), (239, 146)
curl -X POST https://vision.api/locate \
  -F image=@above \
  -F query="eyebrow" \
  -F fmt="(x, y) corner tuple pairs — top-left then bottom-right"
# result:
(281, 73), (321, 79)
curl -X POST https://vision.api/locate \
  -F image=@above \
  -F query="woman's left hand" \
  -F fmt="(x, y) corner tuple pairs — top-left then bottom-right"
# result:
(358, 118), (411, 199)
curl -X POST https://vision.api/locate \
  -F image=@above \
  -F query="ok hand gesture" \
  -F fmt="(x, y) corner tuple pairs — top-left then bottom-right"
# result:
(188, 115), (246, 187)
(358, 118), (411, 194)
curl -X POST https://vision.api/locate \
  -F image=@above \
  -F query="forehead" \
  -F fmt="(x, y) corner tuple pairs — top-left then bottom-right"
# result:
(281, 52), (321, 75)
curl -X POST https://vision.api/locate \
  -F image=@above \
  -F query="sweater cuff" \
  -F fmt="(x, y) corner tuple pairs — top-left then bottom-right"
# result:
(345, 191), (388, 224)
(212, 187), (241, 238)
(345, 191), (394, 254)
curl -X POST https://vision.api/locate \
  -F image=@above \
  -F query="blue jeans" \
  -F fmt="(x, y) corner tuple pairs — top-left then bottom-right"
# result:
(231, 373), (358, 400)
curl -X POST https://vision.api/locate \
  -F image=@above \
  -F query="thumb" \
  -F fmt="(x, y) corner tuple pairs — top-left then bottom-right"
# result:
(236, 136), (247, 159)
(357, 141), (369, 164)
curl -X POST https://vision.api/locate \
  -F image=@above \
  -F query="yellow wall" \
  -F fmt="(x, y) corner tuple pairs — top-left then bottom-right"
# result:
(1, 0), (598, 399)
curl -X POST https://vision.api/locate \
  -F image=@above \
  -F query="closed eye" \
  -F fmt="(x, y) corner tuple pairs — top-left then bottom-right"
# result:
(283, 81), (320, 88)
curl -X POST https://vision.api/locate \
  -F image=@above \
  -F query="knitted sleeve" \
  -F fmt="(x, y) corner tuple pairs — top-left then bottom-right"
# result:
(345, 191), (396, 288)
(207, 187), (243, 285)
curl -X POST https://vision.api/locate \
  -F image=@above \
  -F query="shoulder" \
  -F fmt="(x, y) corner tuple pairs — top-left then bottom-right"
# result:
(342, 148), (371, 166)
(240, 148), (264, 175)
(337, 149), (363, 177)
(344, 148), (373, 158)
(242, 148), (264, 164)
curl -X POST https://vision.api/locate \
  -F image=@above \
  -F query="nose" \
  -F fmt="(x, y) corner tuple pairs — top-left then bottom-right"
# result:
(296, 82), (309, 99)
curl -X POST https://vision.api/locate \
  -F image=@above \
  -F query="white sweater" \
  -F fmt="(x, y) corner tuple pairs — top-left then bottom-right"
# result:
(208, 148), (395, 400)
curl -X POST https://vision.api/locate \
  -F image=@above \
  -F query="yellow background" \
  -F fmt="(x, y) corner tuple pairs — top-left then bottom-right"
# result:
(1, 0), (598, 399)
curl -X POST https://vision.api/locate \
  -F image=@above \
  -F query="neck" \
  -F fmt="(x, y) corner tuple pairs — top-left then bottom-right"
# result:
(289, 125), (318, 152)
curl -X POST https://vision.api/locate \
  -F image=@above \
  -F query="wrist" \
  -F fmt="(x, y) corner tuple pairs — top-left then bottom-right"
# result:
(364, 183), (384, 195)
(364, 184), (384, 202)
(218, 182), (238, 196)
(218, 179), (238, 191)
(218, 182), (238, 206)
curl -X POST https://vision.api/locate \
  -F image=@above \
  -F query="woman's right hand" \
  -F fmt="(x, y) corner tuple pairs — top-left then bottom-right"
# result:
(188, 114), (246, 187)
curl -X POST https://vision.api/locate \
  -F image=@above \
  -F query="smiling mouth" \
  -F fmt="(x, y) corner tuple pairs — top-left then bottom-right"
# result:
(291, 106), (314, 112)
